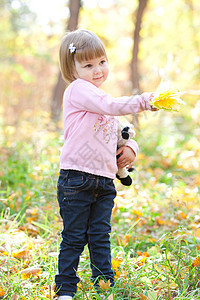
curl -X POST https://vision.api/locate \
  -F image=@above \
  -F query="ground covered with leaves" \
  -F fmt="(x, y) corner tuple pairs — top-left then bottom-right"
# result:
(0, 105), (200, 299)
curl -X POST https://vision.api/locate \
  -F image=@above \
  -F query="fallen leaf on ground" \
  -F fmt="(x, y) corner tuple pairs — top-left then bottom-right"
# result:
(112, 258), (122, 271)
(19, 223), (39, 236)
(98, 279), (111, 289)
(12, 249), (29, 259)
(21, 267), (42, 280)
(0, 246), (8, 256)
(0, 286), (5, 297)
(122, 234), (131, 246)
(192, 256), (200, 267)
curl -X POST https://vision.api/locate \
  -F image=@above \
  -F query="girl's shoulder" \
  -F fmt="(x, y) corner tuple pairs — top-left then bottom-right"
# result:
(67, 79), (105, 97)
(71, 78), (96, 89)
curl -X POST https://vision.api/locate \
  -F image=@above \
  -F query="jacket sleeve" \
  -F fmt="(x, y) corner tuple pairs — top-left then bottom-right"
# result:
(116, 119), (138, 156)
(126, 139), (139, 157)
(70, 81), (153, 116)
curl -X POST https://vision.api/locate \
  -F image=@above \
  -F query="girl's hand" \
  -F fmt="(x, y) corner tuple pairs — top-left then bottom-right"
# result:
(149, 93), (159, 111)
(150, 105), (159, 111)
(117, 146), (136, 169)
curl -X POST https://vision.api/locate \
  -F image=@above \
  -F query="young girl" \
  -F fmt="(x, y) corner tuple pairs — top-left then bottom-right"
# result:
(55, 29), (156, 299)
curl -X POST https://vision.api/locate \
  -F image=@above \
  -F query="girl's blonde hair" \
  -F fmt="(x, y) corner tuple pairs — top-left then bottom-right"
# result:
(59, 29), (107, 83)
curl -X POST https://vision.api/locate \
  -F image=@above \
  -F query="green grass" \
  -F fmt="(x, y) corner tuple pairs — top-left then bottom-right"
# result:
(0, 109), (200, 299)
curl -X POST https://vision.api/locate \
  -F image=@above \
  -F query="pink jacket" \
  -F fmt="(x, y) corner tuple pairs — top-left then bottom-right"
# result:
(60, 79), (152, 179)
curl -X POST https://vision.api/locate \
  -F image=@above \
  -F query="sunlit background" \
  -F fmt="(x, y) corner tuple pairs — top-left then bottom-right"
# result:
(1, 0), (200, 122)
(1, 0), (200, 168)
(1, 0), (200, 178)
(1, 1), (200, 299)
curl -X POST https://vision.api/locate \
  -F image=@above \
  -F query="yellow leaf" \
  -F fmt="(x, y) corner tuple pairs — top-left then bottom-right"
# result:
(192, 256), (200, 267)
(26, 216), (38, 223)
(150, 82), (185, 111)
(0, 246), (8, 256)
(143, 252), (150, 257)
(132, 209), (143, 217)
(21, 267), (42, 280)
(0, 286), (5, 297)
(122, 234), (131, 246)
(177, 211), (187, 220)
(155, 217), (165, 225)
(12, 249), (29, 259)
(140, 256), (146, 264)
(114, 270), (121, 279)
(26, 208), (39, 216)
(112, 258), (121, 271)
(98, 279), (111, 290)
(86, 282), (93, 290)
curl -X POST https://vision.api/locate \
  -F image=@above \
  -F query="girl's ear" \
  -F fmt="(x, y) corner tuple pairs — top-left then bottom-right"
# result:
(73, 60), (79, 79)
(73, 70), (79, 80)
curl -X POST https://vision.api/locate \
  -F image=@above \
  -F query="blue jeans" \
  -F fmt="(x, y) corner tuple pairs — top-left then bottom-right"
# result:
(55, 170), (116, 297)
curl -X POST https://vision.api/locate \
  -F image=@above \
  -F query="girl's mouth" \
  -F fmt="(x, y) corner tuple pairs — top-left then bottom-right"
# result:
(93, 76), (103, 80)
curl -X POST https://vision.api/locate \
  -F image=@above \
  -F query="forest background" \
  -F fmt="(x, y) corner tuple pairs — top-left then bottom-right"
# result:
(0, 0), (200, 299)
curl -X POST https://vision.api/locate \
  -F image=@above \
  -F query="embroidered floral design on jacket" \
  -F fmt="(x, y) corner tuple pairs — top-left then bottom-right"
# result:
(93, 115), (117, 143)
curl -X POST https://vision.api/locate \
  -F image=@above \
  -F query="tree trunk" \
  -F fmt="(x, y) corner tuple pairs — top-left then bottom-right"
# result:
(130, 0), (148, 94)
(51, 0), (81, 120)
(184, 0), (200, 72)
(130, 0), (148, 128)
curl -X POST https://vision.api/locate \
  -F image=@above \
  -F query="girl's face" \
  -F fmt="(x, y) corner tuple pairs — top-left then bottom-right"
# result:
(74, 56), (109, 88)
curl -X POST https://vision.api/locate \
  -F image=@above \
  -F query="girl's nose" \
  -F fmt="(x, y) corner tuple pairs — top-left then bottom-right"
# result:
(94, 66), (101, 74)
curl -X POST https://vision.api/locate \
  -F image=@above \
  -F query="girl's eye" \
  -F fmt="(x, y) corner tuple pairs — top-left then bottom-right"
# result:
(100, 60), (106, 65)
(84, 64), (92, 68)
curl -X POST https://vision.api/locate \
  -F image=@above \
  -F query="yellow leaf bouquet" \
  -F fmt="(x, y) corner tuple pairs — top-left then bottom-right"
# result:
(150, 82), (185, 111)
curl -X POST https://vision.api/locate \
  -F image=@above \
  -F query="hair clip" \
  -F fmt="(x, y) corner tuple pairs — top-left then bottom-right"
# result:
(69, 43), (76, 54)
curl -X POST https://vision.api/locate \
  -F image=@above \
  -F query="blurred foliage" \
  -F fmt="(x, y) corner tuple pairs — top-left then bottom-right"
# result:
(0, 2), (200, 298)
(1, 0), (36, 32)
(1, 0), (200, 187)
(0, 110), (200, 299)
(0, 0), (58, 126)
(1, 0), (200, 125)
(0, 0), (200, 187)
(1, 0), (200, 211)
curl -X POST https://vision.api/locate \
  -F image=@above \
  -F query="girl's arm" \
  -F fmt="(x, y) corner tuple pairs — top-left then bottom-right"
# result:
(70, 80), (154, 116)
(117, 146), (136, 169)
(117, 121), (138, 168)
